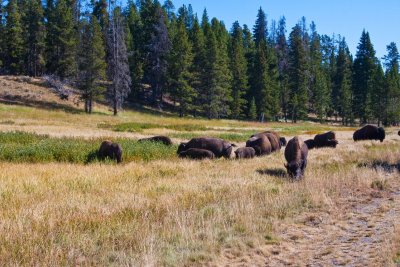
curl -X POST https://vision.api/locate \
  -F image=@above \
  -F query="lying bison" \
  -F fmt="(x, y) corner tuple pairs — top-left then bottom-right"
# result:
(398, 130), (400, 136)
(353, 125), (385, 142)
(284, 137), (308, 179)
(313, 131), (338, 148)
(251, 131), (286, 147)
(138, 135), (172, 146)
(246, 135), (272, 156)
(98, 140), (123, 163)
(177, 137), (235, 158)
(234, 147), (256, 159)
(304, 139), (316, 150)
(179, 148), (215, 160)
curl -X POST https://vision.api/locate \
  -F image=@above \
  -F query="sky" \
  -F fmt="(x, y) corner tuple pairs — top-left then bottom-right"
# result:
(168, 0), (400, 60)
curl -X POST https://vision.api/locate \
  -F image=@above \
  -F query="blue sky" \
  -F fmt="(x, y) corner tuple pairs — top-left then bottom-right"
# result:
(169, 0), (400, 60)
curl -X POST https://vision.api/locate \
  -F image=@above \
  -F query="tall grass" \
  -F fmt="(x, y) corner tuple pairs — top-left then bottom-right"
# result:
(0, 131), (177, 163)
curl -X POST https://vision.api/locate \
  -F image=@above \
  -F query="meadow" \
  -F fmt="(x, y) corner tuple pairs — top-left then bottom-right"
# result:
(0, 77), (399, 266)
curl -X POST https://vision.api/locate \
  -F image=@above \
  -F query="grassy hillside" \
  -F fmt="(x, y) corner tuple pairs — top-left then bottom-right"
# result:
(0, 76), (399, 266)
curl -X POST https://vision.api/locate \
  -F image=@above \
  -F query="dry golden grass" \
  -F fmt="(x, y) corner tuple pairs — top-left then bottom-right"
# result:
(1, 77), (400, 266)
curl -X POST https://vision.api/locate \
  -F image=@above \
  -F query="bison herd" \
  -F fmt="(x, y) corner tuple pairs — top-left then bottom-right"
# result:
(98, 125), (393, 179)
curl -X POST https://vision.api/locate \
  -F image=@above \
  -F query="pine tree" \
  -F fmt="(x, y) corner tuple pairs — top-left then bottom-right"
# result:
(46, 0), (77, 79)
(188, 15), (204, 116)
(168, 18), (194, 117)
(107, 6), (132, 115)
(147, 6), (171, 106)
(276, 17), (290, 122)
(352, 30), (378, 123)
(309, 22), (329, 122)
(370, 63), (386, 126)
(92, 0), (109, 37)
(0, 0), (5, 70)
(23, 0), (45, 76)
(229, 21), (248, 119)
(126, 1), (144, 101)
(383, 42), (400, 125)
(334, 38), (353, 125)
(77, 15), (106, 114)
(248, 97), (257, 120)
(288, 24), (308, 122)
(4, 0), (24, 74)
(162, 0), (174, 21)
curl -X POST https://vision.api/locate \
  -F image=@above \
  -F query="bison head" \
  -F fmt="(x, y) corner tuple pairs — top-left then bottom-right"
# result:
(285, 161), (303, 180)
(177, 143), (187, 154)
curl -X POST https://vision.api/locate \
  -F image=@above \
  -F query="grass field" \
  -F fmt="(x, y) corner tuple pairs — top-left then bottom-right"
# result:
(0, 76), (399, 266)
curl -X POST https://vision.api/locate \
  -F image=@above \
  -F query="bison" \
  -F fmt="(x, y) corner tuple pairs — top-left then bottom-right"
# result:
(251, 131), (282, 152)
(279, 137), (287, 147)
(353, 125), (385, 142)
(313, 131), (338, 148)
(246, 135), (272, 156)
(234, 147), (256, 159)
(98, 140), (123, 163)
(398, 130), (400, 136)
(138, 135), (172, 146)
(179, 148), (215, 160)
(177, 137), (235, 158)
(284, 137), (308, 179)
(304, 139), (316, 150)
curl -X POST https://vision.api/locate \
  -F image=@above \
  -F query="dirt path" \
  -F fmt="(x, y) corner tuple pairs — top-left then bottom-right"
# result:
(215, 178), (400, 267)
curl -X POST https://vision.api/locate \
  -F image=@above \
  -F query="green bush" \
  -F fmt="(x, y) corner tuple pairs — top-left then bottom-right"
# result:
(0, 131), (177, 164)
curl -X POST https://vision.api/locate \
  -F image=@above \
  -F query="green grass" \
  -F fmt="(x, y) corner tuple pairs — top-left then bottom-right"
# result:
(169, 132), (249, 143)
(0, 131), (177, 164)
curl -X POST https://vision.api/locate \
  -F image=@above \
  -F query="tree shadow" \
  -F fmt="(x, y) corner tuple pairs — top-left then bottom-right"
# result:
(358, 160), (400, 173)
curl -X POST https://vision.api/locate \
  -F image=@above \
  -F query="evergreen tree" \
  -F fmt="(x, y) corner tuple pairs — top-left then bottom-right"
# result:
(370, 62), (386, 125)
(0, 0), (4, 70)
(46, 0), (77, 79)
(383, 42), (400, 125)
(334, 38), (353, 125)
(309, 22), (329, 122)
(92, 0), (109, 37)
(126, 1), (144, 101)
(162, 0), (174, 21)
(4, 0), (24, 74)
(107, 6), (131, 115)
(78, 15), (106, 114)
(23, 0), (45, 76)
(229, 21), (248, 119)
(248, 97), (257, 120)
(352, 30), (378, 123)
(168, 18), (194, 117)
(288, 24), (308, 122)
(253, 7), (267, 46)
(147, 6), (171, 106)
(276, 16), (289, 121)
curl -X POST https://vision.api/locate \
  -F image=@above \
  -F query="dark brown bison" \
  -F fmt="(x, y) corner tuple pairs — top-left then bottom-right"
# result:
(246, 135), (272, 156)
(251, 131), (284, 150)
(138, 135), (172, 146)
(98, 140), (123, 163)
(179, 148), (215, 160)
(398, 130), (400, 136)
(234, 147), (256, 159)
(279, 137), (287, 147)
(284, 137), (308, 179)
(304, 139), (316, 150)
(353, 125), (385, 142)
(313, 131), (338, 148)
(177, 137), (235, 158)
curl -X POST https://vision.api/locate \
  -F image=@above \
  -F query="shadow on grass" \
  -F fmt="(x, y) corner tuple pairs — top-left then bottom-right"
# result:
(257, 168), (288, 178)
(358, 160), (400, 173)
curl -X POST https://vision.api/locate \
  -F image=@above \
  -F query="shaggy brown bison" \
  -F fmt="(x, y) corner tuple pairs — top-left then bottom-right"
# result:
(179, 148), (215, 160)
(177, 137), (235, 158)
(246, 135), (272, 156)
(234, 147), (256, 159)
(251, 131), (286, 149)
(304, 139), (316, 150)
(284, 137), (308, 179)
(353, 125), (385, 142)
(138, 135), (172, 146)
(313, 131), (338, 148)
(98, 140), (123, 163)
(398, 130), (400, 136)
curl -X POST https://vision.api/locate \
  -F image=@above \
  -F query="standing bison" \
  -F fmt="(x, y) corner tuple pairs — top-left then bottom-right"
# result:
(246, 135), (272, 156)
(179, 148), (215, 160)
(98, 140), (123, 163)
(177, 137), (235, 159)
(234, 147), (256, 159)
(284, 137), (308, 179)
(138, 135), (172, 146)
(353, 125), (385, 142)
